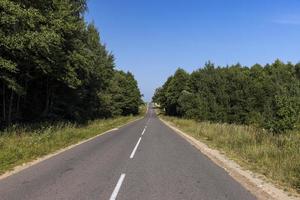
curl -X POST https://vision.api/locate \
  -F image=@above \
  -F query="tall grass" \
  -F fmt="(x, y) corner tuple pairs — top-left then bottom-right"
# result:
(0, 108), (145, 175)
(161, 115), (300, 193)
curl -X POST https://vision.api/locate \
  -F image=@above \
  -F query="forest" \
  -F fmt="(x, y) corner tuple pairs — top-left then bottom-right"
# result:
(153, 60), (300, 133)
(0, 0), (143, 127)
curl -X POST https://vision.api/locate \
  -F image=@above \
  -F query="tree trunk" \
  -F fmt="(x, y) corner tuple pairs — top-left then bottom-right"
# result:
(16, 94), (20, 118)
(8, 89), (14, 125)
(2, 84), (5, 123)
(42, 78), (50, 117)
(24, 80), (28, 103)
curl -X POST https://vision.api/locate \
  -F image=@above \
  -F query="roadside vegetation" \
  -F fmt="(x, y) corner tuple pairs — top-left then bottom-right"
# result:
(153, 60), (300, 192)
(153, 60), (300, 133)
(0, 106), (146, 175)
(160, 115), (300, 193)
(0, 0), (143, 126)
(0, 1), (145, 175)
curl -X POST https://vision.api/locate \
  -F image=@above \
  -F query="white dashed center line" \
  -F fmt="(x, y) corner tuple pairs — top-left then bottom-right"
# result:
(109, 173), (126, 200)
(141, 128), (146, 135)
(130, 137), (142, 159)
(110, 124), (148, 199)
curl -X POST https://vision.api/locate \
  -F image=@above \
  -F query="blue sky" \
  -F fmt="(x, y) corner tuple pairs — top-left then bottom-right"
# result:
(85, 0), (300, 101)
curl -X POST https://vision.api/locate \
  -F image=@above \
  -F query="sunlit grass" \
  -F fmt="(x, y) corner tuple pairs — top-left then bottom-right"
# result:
(161, 115), (300, 193)
(0, 106), (146, 175)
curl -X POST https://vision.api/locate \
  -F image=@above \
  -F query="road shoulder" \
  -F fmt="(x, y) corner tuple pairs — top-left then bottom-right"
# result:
(159, 118), (299, 200)
(0, 117), (143, 181)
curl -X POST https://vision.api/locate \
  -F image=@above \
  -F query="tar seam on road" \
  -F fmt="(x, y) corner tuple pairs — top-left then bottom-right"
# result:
(109, 173), (126, 200)
(130, 137), (142, 159)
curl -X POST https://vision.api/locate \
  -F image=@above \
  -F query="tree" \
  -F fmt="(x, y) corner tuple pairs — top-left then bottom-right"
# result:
(0, 0), (143, 127)
(154, 60), (300, 133)
(111, 71), (143, 116)
(266, 95), (298, 133)
(164, 68), (189, 116)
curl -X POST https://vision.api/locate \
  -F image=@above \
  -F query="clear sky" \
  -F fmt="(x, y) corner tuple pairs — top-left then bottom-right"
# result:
(85, 0), (300, 102)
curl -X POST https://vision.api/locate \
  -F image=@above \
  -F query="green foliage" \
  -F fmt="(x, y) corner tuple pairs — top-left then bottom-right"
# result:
(109, 71), (143, 116)
(0, 0), (143, 126)
(266, 95), (299, 133)
(153, 68), (189, 116)
(154, 60), (300, 133)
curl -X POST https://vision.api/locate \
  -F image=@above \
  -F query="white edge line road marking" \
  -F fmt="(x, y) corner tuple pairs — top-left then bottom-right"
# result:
(109, 173), (126, 200)
(130, 137), (142, 159)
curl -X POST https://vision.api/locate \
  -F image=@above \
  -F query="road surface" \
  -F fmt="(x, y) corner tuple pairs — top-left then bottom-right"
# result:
(0, 106), (256, 200)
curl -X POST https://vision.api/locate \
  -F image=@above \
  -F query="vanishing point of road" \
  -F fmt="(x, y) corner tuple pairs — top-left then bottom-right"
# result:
(0, 106), (256, 200)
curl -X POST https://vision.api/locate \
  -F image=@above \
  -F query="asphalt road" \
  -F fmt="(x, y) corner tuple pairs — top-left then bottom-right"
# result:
(0, 106), (256, 200)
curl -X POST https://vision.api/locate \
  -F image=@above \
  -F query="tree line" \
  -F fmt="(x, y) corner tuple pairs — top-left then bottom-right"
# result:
(0, 0), (143, 127)
(153, 60), (300, 133)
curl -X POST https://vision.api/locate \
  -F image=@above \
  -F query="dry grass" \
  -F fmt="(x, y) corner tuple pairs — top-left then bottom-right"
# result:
(0, 106), (146, 175)
(161, 115), (300, 193)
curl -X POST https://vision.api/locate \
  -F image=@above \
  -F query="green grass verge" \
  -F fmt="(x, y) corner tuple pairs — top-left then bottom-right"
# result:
(0, 107), (145, 175)
(160, 114), (300, 193)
